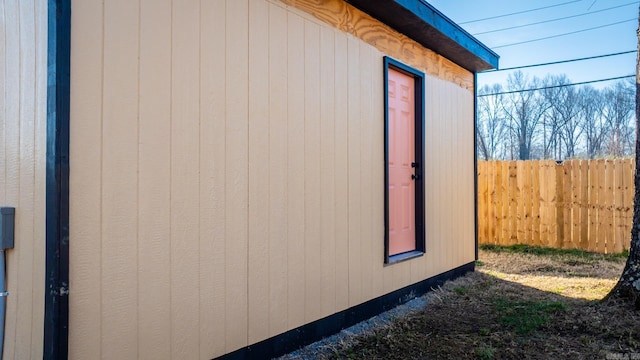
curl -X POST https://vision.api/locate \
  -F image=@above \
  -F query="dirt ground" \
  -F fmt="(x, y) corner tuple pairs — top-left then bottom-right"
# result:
(311, 246), (640, 359)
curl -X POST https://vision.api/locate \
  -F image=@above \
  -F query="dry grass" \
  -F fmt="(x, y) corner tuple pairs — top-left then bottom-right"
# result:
(320, 246), (640, 360)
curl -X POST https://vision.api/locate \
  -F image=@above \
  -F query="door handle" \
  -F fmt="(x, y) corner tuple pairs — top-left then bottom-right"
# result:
(411, 174), (420, 180)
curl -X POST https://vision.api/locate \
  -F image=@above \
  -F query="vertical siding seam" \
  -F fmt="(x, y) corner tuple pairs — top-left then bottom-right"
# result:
(283, 9), (291, 330)
(266, 5), (272, 338)
(197, 4), (202, 356)
(345, 36), (349, 306)
(29, 0), (38, 354)
(197, 0), (202, 354)
(167, 0), (173, 357)
(98, 0), (106, 356)
(334, 29), (342, 312)
(245, 0), (249, 347)
(222, 0), (227, 352)
(31, 0), (45, 353)
(11, 0), (22, 356)
(1, 0), (5, 202)
(301, 18), (307, 321)
(27, 0), (33, 353)
(135, 0), (141, 357)
(317, 22), (323, 319)
(283, 6), (289, 331)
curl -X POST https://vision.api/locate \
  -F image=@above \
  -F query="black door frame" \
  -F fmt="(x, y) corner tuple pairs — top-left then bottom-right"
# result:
(383, 56), (426, 264)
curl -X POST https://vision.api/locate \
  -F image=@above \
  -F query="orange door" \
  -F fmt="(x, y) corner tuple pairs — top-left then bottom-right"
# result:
(388, 68), (416, 255)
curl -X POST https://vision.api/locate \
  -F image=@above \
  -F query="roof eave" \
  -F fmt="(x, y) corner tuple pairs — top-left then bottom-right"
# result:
(344, 0), (499, 72)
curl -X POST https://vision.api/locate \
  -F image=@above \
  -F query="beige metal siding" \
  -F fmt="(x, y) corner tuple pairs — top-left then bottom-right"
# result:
(69, 0), (476, 358)
(0, 0), (47, 359)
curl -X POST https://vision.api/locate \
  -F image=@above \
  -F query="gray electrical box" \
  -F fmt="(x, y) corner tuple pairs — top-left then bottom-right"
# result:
(0, 207), (15, 250)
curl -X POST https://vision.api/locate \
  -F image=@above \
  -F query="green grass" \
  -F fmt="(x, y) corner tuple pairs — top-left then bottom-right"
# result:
(475, 345), (495, 360)
(453, 286), (466, 295)
(493, 298), (566, 335)
(480, 244), (628, 261)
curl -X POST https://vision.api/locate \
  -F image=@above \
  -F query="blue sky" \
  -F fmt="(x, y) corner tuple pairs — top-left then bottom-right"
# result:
(428, 0), (638, 89)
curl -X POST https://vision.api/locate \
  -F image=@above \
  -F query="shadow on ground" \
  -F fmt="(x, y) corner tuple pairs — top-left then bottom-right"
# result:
(285, 249), (640, 359)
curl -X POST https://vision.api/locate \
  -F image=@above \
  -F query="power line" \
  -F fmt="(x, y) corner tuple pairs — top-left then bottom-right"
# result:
(473, 1), (639, 36)
(493, 18), (636, 49)
(481, 50), (637, 73)
(459, 0), (582, 25)
(477, 75), (634, 97)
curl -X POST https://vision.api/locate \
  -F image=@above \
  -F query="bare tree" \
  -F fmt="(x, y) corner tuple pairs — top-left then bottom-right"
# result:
(502, 71), (549, 160)
(477, 84), (508, 160)
(541, 75), (583, 159)
(580, 86), (608, 158)
(602, 81), (635, 157)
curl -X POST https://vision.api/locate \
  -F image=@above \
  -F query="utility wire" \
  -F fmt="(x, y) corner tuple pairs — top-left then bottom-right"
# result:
(459, 0), (582, 24)
(477, 75), (634, 97)
(474, 1), (639, 36)
(493, 18), (636, 48)
(481, 50), (637, 73)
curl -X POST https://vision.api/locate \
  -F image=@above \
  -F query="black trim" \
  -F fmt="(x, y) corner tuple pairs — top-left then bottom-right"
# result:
(44, 1), (71, 359)
(474, 73), (479, 261)
(215, 262), (474, 360)
(344, 0), (499, 72)
(383, 56), (426, 264)
(387, 250), (423, 265)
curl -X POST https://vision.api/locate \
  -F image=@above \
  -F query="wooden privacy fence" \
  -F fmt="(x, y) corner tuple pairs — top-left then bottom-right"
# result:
(477, 159), (635, 254)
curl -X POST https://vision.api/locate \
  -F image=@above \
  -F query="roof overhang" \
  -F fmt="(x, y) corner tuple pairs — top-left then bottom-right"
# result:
(344, 0), (499, 72)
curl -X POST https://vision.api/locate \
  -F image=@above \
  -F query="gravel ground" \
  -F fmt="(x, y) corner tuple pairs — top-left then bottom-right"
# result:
(276, 289), (443, 359)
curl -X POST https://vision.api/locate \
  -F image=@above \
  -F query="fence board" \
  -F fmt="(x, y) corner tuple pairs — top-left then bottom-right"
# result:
(523, 161), (532, 243)
(501, 161), (510, 244)
(597, 160), (607, 253)
(494, 163), (504, 244)
(562, 160), (572, 249)
(532, 161), (541, 246)
(623, 159), (634, 250)
(516, 161), (525, 243)
(508, 161), (518, 245)
(537, 161), (549, 246)
(547, 161), (558, 247)
(579, 160), (589, 250)
(571, 160), (581, 249)
(478, 159), (634, 254)
(555, 161), (564, 249)
(478, 161), (488, 244)
(488, 161), (496, 244)
(605, 160), (615, 254)
(588, 160), (599, 252)
(613, 159), (624, 253)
